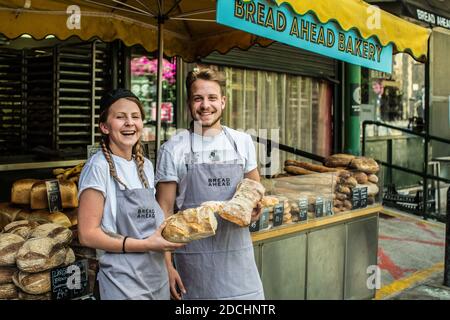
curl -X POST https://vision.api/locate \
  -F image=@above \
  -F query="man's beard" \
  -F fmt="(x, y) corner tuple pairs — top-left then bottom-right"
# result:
(190, 109), (222, 128)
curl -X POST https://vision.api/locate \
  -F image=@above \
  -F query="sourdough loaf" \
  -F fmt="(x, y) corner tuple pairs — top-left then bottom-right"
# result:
(0, 266), (17, 284)
(18, 290), (51, 300)
(0, 283), (18, 299)
(11, 179), (40, 205)
(3, 220), (38, 239)
(29, 223), (72, 246)
(219, 178), (265, 227)
(64, 247), (75, 266)
(12, 270), (51, 295)
(30, 180), (78, 210)
(16, 237), (67, 273)
(0, 233), (25, 266)
(162, 206), (218, 243)
(0, 202), (22, 230)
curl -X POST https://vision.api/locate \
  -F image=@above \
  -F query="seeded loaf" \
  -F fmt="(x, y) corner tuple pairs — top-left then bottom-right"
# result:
(3, 220), (38, 239)
(324, 154), (355, 168)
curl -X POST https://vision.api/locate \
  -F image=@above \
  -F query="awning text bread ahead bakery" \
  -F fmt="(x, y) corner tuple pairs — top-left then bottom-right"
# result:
(217, 0), (393, 73)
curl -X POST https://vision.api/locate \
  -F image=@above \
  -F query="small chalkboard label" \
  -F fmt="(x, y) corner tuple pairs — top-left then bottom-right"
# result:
(273, 203), (284, 227)
(45, 179), (62, 213)
(360, 187), (368, 208)
(352, 187), (361, 209)
(324, 198), (334, 216)
(298, 197), (308, 222)
(51, 259), (89, 300)
(249, 220), (260, 232)
(259, 208), (270, 230)
(315, 197), (324, 217)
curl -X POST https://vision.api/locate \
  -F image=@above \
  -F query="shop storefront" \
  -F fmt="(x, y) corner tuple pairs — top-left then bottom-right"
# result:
(0, 0), (429, 300)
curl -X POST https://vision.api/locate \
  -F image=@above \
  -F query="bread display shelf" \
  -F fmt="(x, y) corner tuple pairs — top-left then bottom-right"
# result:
(251, 205), (382, 243)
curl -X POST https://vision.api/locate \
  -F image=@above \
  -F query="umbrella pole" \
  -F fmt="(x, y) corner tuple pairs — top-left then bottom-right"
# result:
(155, 19), (164, 159)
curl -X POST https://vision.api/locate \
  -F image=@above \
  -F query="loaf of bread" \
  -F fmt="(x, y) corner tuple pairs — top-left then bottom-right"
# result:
(285, 160), (338, 173)
(29, 223), (72, 246)
(16, 237), (67, 273)
(11, 179), (40, 205)
(14, 208), (32, 222)
(324, 154), (355, 167)
(220, 178), (265, 227)
(162, 206), (218, 243)
(349, 157), (380, 174)
(65, 208), (78, 227)
(368, 174), (379, 184)
(30, 180), (78, 210)
(284, 165), (315, 175)
(3, 220), (38, 239)
(25, 210), (72, 228)
(200, 201), (225, 214)
(0, 283), (18, 299)
(353, 172), (369, 184)
(64, 248), (75, 266)
(0, 233), (25, 266)
(0, 266), (17, 284)
(0, 202), (22, 230)
(12, 270), (51, 295)
(259, 196), (279, 207)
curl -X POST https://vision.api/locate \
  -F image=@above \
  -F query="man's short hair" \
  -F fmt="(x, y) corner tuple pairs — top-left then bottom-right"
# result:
(186, 67), (225, 99)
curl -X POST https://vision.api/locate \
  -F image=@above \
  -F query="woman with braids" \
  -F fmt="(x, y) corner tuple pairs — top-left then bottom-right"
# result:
(77, 89), (184, 300)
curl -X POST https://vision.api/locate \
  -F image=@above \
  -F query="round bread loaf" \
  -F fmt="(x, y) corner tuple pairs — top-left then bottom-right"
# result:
(353, 172), (369, 184)
(0, 266), (17, 284)
(3, 220), (38, 239)
(349, 157), (380, 174)
(29, 223), (72, 246)
(0, 282), (18, 299)
(0, 233), (25, 266)
(16, 237), (67, 273)
(12, 270), (51, 295)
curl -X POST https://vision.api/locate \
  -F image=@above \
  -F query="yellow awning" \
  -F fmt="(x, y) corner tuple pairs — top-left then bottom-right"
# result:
(0, 0), (430, 62)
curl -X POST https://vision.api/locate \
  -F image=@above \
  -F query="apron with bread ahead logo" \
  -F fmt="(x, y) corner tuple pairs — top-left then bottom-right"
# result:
(174, 127), (264, 300)
(97, 157), (169, 300)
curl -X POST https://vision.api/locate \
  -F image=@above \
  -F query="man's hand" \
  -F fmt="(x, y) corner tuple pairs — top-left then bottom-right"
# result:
(168, 265), (186, 300)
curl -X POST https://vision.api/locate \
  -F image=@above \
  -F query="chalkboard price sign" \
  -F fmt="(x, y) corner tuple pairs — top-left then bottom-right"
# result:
(273, 203), (284, 227)
(259, 207), (270, 230)
(315, 197), (324, 218)
(298, 197), (308, 222)
(51, 259), (89, 300)
(45, 180), (62, 213)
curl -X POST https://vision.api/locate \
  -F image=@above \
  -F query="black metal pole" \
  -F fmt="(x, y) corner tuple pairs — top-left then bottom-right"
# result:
(444, 187), (450, 287)
(423, 36), (431, 219)
(387, 139), (393, 185)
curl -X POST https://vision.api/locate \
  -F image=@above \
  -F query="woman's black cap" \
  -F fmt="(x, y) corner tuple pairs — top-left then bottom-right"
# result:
(99, 88), (139, 115)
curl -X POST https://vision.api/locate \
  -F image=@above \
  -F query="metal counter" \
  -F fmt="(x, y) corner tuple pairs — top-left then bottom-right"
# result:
(252, 205), (381, 300)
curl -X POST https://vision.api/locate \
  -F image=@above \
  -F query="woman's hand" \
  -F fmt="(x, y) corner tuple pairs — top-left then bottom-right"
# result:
(167, 265), (186, 300)
(145, 223), (185, 252)
(250, 202), (263, 222)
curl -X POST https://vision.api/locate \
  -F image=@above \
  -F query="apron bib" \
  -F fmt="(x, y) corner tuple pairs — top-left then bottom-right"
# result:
(174, 128), (264, 300)
(97, 158), (169, 300)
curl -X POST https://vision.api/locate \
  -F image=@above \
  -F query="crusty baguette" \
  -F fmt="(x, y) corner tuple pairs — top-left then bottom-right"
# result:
(284, 166), (315, 175)
(285, 160), (338, 173)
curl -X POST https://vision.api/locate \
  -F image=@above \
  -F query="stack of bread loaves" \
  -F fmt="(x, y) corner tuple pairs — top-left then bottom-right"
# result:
(162, 178), (265, 243)
(0, 222), (75, 300)
(0, 178), (79, 231)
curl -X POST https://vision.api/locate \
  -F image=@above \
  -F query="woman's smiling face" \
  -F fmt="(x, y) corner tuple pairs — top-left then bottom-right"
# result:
(100, 98), (143, 153)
